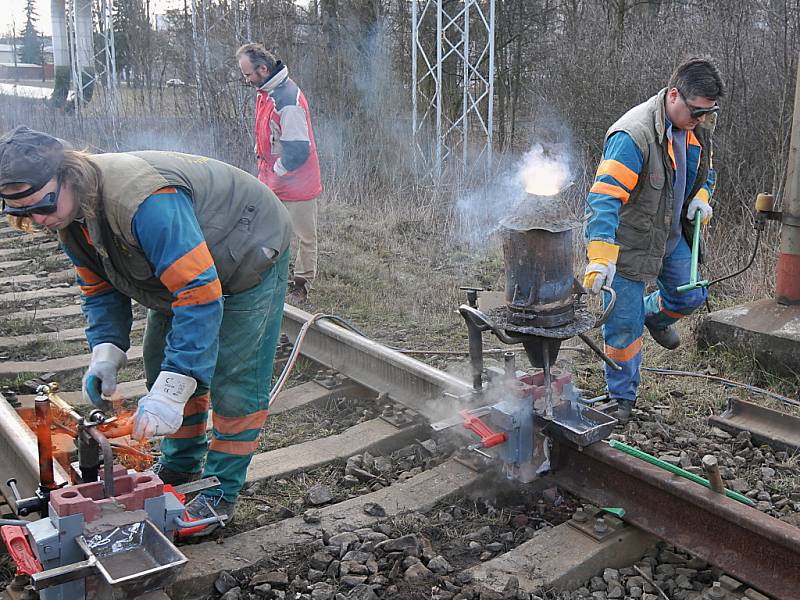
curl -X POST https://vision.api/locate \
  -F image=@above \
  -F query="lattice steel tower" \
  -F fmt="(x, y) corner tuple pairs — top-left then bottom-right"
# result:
(66, 0), (117, 110)
(411, 0), (496, 178)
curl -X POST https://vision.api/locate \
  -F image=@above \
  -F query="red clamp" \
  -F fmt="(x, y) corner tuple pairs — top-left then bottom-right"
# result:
(1, 526), (42, 576)
(460, 410), (507, 448)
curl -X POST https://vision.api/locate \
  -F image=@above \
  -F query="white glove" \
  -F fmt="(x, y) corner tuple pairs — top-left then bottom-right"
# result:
(686, 198), (713, 224)
(583, 262), (616, 295)
(132, 371), (197, 440)
(82, 343), (127, 407)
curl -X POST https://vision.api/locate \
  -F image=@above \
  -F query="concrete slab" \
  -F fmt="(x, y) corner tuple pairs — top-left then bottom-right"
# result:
(0, 258), (34, 272)
(0, 232), (47, 248)
(0, 285), (77, 304)
(246, 418), (428, 483)
(0, 303), (82, 321)
(171, 459), (487, 599)
(0, 319), (145, 349)
(467, 522), (654, 594)
(0, 267), (73, 286)
(697, 298), (800, 375)
(0, 345), (144, 378)
(0, 240), (59, 259)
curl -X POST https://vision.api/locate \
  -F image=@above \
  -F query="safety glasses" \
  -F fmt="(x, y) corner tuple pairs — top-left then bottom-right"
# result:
(679, 90), (720, 120)
(1, 179), (61, 217)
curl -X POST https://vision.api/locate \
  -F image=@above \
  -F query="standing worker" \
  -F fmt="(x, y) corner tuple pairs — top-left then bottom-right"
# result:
(0, 126), (292, 536)
(582, 58), (724, 421)
(236, 43), (322, 304)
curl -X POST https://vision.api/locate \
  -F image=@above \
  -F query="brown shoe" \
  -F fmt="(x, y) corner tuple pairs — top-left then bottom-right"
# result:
(287, 278), (309, 304)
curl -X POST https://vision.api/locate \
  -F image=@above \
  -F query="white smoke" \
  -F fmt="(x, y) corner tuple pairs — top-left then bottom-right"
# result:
(454, 141), (574, 248)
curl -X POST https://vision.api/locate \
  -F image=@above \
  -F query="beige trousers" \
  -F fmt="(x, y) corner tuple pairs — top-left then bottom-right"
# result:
(282, 198), (318, 287)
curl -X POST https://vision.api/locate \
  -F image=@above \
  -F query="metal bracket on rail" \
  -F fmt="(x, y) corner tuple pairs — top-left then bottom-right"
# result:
(314, 369), (351, 391)
(567, 504), (626, 542)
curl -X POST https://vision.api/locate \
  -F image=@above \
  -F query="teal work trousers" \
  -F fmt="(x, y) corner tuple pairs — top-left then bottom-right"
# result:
(143, 252), (289, 501)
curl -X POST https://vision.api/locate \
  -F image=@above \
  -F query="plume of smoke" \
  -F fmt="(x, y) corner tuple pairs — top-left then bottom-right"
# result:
(454, 141), (575, 249)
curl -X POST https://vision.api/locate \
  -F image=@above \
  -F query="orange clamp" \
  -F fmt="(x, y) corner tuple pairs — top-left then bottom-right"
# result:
(460, 410), (507, 448)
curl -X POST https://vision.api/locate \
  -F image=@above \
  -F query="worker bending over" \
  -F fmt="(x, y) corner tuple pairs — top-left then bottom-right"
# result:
(0, 126), (292, 536)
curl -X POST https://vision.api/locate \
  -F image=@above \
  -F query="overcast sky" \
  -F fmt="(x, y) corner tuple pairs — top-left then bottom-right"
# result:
(1, 0), (311, 38)
(0, 0), (186, 37)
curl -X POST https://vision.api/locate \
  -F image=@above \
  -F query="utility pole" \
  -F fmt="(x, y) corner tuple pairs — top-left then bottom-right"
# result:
(777, 58), (800, 305)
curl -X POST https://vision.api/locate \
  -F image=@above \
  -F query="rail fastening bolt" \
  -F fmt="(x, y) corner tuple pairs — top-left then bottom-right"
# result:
(382, 405), (394, 417)
(593, 516), (608, 534)
(572, 507), (588, 523)
(708, 581), (726, 599)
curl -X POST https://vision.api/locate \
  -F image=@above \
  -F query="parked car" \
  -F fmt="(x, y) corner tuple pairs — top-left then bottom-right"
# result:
(166, 78), (185, 87)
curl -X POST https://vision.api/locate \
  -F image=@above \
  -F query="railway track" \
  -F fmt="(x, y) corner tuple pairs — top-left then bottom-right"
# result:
(0, 222), (798, 600)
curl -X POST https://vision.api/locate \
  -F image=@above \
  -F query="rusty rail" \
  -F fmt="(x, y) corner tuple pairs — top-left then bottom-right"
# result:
(551, 440), (800, 600)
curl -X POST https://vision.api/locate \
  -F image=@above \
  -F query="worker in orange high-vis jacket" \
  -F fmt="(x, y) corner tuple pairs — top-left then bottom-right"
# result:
(0, 126), (292, 537)
(237, 43), (322, 304)
(583, 58), (724, 422)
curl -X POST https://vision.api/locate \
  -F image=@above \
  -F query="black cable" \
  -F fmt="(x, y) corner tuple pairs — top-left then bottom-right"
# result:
(707, 228), (762, 287)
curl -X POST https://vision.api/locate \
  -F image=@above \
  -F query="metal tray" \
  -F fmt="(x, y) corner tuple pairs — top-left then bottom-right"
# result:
(540, 401), (617, 446)
(78, 519), (187, 599)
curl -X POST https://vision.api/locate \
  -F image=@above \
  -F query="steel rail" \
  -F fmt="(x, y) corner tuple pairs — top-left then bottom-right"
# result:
(281, 306), (474, 413)
(551, 440), (800, 600)
(0, 308), (796, 598)
(0, 392), (69, 505)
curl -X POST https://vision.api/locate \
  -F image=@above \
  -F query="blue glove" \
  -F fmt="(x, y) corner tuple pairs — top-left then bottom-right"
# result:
(132, 371), (197, 440)
(82, 343), (127, 407)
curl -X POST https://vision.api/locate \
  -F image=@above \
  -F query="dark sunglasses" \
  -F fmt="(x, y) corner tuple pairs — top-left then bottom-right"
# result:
(1, 179), (61, 217)
(678, 89), (720, 119)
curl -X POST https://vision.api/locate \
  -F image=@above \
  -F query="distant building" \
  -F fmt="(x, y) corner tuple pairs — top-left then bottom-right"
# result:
(0, 63), (46, 79)
(0, 44), (17, 64)
(0, 42), (54, 80)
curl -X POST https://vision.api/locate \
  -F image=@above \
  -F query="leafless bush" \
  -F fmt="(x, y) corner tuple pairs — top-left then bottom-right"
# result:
(2, 0), (798, 299)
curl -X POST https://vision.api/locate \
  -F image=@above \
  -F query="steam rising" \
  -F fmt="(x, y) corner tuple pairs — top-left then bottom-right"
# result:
(455, 142), (575, 248)
(519, 144), (570, 196)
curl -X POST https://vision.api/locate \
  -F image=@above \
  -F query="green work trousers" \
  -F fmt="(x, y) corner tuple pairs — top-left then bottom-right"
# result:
(142, 252), (289, 501)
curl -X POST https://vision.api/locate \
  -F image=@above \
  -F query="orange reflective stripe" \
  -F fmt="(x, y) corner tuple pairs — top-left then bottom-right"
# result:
(75, 266), (102, 285)
(212, 410), (269, 435)
(80, 281), (113, 296)
(209, 438), (259, 456)
(160, 242), (216, 293)
(165, 422), (207, 439)
(596, 159), (638, 191)
(659, 298), (686, 319)
(184, 394), (210, 417)
(687, 130), (701, 147)
(173, 279), (222, 308)
(590, 181), (630, 204)
(605, 338), (642, 362)
(79, 224), (94, 246)
(151, 187), (178, 195)
(667, 138), (676, 169)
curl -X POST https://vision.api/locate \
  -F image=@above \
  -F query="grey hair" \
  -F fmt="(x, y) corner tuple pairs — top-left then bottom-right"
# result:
(236, 43), (278, 73)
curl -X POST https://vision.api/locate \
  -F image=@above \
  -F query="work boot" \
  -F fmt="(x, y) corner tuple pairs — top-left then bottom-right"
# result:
(645, 321), (681, 350)
(287, 277), (309, 304)
(615, 399), (635, 423)
(178, 491), (236, 538)
(151, 461), (200, 487)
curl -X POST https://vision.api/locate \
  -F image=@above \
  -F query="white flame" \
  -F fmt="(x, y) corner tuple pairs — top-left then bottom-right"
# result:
(519, 144), (570, 196)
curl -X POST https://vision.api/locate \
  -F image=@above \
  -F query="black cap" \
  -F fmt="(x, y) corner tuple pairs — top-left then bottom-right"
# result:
(0, 126), (65, 200)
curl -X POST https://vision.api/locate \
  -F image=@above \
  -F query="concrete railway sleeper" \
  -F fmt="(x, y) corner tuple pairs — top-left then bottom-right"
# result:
(0, 320), (797, 599)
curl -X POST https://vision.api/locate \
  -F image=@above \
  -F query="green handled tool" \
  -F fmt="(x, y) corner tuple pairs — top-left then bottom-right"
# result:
(677, 215), (710, 293)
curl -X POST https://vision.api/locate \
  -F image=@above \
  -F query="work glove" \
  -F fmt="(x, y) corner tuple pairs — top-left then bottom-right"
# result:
(132, 371), (197, 440)
(686, 196), (713, 224)
(582, 240), (620, 295)
(82, 343), (127, 408)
